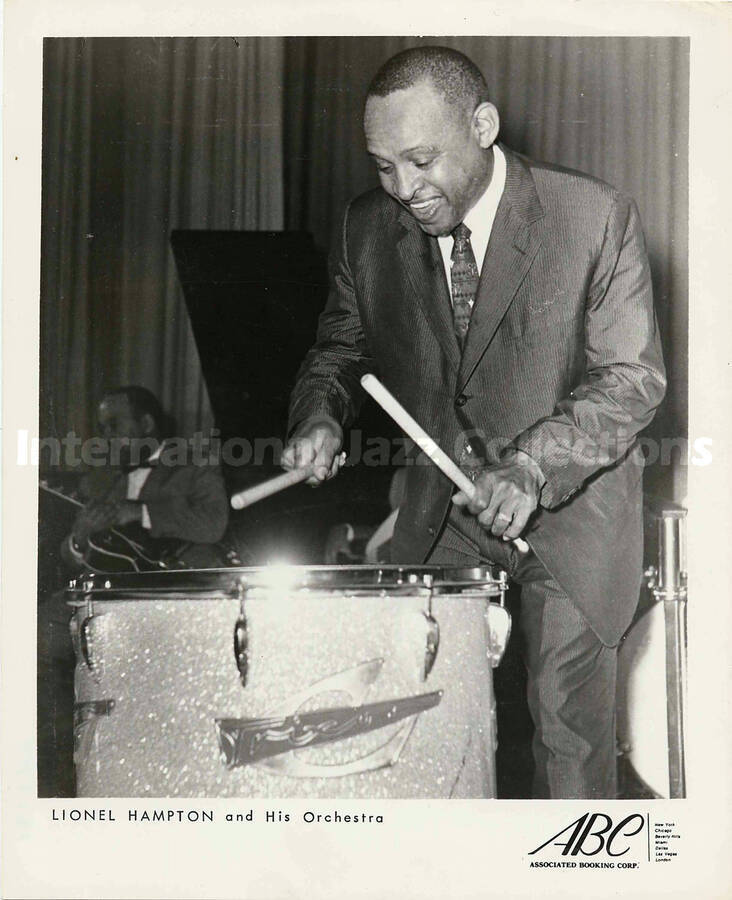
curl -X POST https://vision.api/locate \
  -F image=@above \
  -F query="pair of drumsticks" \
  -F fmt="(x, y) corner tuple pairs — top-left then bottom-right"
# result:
(230, 374), (529, 553)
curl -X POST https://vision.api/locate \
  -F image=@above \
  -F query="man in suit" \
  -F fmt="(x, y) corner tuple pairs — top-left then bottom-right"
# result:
(282, 46), (666, 798)
(63, 385), (229, 570)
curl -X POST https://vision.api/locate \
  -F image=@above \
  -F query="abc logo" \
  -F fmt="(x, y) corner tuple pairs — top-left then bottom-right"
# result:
(530, 812), (645, 858)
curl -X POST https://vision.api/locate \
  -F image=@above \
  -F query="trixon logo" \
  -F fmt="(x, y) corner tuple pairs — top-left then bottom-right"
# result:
(529, 812), (647, 862)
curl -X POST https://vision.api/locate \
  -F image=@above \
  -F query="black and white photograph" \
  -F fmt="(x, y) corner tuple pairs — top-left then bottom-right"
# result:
(36, 32), (688, 801)
(3, 2), (731, 899)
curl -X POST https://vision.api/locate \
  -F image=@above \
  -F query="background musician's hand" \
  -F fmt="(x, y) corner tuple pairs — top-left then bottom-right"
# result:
(281, 415), (345, 485)
(72, 499), (121, 545)
(452, 449), (545, 541)
(113, 500), (143, 526)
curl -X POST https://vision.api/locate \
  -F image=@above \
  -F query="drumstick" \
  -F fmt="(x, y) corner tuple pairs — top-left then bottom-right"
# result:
(230, 466), (316, 510)
(230, 452), (348, 510)
(361, 373), (530, 554)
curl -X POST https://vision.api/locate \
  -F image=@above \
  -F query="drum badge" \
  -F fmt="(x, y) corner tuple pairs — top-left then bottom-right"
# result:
(215, 659), (442, 777)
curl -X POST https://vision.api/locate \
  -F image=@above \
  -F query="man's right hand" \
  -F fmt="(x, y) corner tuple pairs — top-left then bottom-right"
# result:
(281, 415), (344, 486)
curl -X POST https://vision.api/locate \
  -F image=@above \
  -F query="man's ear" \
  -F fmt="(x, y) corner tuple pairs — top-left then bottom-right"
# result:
(140, 413), (156, 436)
(472, 102), (500, 149)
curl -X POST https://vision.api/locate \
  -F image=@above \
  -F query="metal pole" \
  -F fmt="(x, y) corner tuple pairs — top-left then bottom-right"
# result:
(655, 510), (687, 799)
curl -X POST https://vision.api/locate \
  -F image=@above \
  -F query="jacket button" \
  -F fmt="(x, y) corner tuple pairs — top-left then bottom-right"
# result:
(455, 394), (467, 408)
(427, 526), (436, 536)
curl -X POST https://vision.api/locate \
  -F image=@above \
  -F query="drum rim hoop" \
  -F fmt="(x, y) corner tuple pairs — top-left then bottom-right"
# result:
(65, 563), (507, 598)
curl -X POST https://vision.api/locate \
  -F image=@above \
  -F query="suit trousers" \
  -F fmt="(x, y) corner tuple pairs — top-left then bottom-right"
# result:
(426, 509), (617, 800)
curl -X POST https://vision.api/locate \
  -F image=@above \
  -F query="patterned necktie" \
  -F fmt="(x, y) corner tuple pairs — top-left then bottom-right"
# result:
(451, 223), (482, 479)
(450, 223), (480, 349)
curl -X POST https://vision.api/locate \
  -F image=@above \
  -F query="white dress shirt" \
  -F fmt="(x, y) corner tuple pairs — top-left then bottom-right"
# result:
(126, 442), (164, 530)
(437, 143), (507, 302)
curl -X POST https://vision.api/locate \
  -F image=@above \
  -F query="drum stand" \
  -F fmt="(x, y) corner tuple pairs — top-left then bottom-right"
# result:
(644, 507), (688, 799)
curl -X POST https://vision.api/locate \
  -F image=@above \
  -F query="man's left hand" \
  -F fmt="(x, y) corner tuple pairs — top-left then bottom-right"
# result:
(113, 500), (143, 527)
(452, 450), (545, 541)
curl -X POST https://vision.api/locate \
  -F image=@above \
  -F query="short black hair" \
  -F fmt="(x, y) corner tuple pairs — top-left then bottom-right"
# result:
(104, 385), (166, 431)
(366, 46), (489, 115)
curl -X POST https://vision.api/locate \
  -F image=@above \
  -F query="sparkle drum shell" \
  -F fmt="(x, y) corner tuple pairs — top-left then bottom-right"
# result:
(67, 565), (507, 799)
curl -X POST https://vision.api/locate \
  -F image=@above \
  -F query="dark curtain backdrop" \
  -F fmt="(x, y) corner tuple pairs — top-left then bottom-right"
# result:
(40, 37), (285, 443)
(284, 36), (689, 499)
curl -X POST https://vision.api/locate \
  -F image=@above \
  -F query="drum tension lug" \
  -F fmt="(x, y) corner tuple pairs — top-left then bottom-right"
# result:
(79, 596), (96, 673)
(422, 599), (439, 681)
(233, 616), (249, 688)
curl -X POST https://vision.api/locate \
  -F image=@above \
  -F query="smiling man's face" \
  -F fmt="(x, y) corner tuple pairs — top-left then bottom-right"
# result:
(364, 79), (495, 237)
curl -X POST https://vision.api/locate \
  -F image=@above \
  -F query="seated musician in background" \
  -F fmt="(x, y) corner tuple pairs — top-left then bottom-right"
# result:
(39, 385), (229, 796)
(324, 467), (408, 564)
(364, 467), (407, 563)
(62, 385), (229, 572)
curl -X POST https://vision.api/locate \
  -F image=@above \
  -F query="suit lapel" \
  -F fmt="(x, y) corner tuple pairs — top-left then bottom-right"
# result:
(137, 455), (170, 503)
(396, 210), (461, 373)
(458, 148), (545, 393)
(138, 466), (157, 504)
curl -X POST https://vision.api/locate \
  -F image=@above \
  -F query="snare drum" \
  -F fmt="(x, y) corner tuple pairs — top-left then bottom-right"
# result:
(67, 565), (508, 798)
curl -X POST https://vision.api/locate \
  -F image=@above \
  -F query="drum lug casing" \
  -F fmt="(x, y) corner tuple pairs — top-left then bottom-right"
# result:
(233, 615), (248, 688)
(422, 608), (439, 681)
(419, 574), (439, 681)
(232, 580), (249, 687)
(70, 595), (100, 678)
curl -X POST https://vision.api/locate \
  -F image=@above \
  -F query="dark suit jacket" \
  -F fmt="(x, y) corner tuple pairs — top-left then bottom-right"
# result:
(289, 145), (666, 645)
(63, 457), (229, 570)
